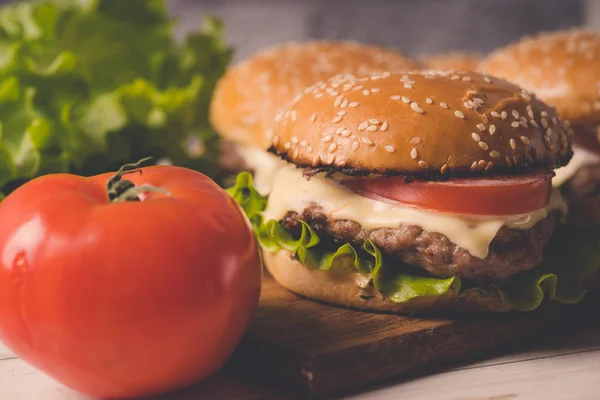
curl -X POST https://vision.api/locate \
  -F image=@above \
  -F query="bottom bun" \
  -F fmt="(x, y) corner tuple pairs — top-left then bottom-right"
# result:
(263, 250), (511, 314)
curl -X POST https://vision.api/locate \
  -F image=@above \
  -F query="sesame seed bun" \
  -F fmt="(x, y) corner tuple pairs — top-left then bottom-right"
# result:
(270, 71), (572, 178)
(421, 51), (483, 71)
(210, 41), (419, 149)
(263, 250), (511, 313)
(478, 29), (600, 126)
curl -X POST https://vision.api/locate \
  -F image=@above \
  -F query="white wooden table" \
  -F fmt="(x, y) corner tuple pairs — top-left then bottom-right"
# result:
(2, 325), (600, 400)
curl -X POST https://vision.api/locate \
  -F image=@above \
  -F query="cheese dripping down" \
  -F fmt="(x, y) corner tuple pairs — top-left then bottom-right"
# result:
(237, 145), (285, 195)
(263, 164), (567, 259)
(552, 145), (600, 187)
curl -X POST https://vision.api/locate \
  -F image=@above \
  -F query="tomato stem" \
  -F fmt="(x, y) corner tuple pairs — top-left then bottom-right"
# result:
(107, 157), (171, 203)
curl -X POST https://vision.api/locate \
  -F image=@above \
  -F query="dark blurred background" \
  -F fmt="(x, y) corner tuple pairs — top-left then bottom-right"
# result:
(169, 0), (600, 62)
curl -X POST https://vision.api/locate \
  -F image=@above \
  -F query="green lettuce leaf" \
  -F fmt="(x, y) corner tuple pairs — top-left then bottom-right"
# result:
(229, 172), (600, 311)
(0, 0), (232, 195)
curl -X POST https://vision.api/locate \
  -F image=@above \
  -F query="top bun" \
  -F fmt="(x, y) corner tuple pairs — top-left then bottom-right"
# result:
(210, 41), (419, 149)
(270, 71), (572, 178)
(478, 29), (600, 126)
(421, 51), (482, 71)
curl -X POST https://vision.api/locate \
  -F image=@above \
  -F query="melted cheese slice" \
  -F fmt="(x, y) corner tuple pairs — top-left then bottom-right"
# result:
(263, 165), (567, 259)
(238, 146), (284, 195)
(553, 146), (600, 187)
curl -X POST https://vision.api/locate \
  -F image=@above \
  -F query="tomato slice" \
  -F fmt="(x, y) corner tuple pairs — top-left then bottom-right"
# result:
(340, 174), (553, 215)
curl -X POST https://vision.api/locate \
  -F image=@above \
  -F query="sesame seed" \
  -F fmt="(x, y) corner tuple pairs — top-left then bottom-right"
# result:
(322, 135), (333, 143)
(478, 160), (486, 169)
(501, 111), (507, 119)
(273, 135), (280, 145)
(336, 160), (347, 167)
(440, 102), (448, 109)
(390, 95), (401, 101)
(526, 105), (534, 119)
(541, 119), (548, 129)
(485, 162), (493, 171)
(520, 136), (530, 144)
(337, 111), (347, 116)
(462, 76), (472, 82)
(489, 125), (496, 135)
(307, 146), (313, 153)
(369, 118), (381, 125)
(402, 96), (410, 104)
(381, 121), (389, 131)
(325, 155), (336, 165)
(441, 164), (449, 174)
(410, 137), (421, 144)
(509, 139), (516, 149)
(484, 76), (492, 83)
(291, 136), (299, 144)
(332, 116), (343, 123)
(385, 145), (396, 153)
(371, 88), (381, 93)
(362, 137), (374, 145)
(454, 110), (465, 119)
(541, 111), (548, 118)
(521, 91), (532, 101)
(367, 125), (378, 132)
(471, 162), (478, 172)
(362, 90), (370, 96)
(476, 123), (486, 132)
(472, 132), (481, 142)
(467, 90), (478, 95)
(312, 155), (320, 166)
(491, 111), (501, 118)
(349, 102), (359, 107)
(426, 97), (433, 104)
(464, 101), (473, 109)
(293, 149), (299, 158)
(511, 121), (520, 128)
(478, 141), (489, 150)
(411, 102), (424, 114)
(334, 97), (343, 107)
(451, 75), (460, 80)
(315, 93), (323, 98)
(340, 99), (349, 108)
(358, 122), (369, 131)
(284, 142), (291, 150)
(330, 91), (339, 97)
(512, 110), (520, 119)
(489, 151), (500, 158)
(341, 129), (352, 137)
(404, 83), (413, 89)
(411, 148), (418, 159)
(546, 128), (553, 137)
(530, 120), (539, 128)
(552, 117), (558, 125)
(351, 141), (359, 151)
(520, 120), (528, 128)
(418, 160), (429, 168)
(328, 143), (337, 153)
(300, 140), (308, 148)
(310, 113), (318, 123)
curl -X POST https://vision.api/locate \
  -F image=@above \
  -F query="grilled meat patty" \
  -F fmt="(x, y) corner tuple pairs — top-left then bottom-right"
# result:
(281, 205), (557, 283)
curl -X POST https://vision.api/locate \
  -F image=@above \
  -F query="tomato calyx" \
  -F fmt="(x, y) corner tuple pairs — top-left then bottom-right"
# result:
(106, 157), (171, 203)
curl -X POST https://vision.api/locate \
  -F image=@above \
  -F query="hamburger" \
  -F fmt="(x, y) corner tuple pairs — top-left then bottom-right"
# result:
(421, 51), (483, 71)
(478, 29), (600, 224)
(227, 69), (600, 314)
(210, 41), (418, 195)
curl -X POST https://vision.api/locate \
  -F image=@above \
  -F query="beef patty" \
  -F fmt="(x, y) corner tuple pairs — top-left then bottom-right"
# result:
(561, 162), (600, 224)
(281, 205), (557, 283)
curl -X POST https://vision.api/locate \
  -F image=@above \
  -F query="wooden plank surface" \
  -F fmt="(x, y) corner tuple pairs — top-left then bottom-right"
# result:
(1, 277), (600, 399)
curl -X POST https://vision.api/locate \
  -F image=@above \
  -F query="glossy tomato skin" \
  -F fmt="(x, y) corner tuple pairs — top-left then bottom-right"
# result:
(0, 166), (262, 398)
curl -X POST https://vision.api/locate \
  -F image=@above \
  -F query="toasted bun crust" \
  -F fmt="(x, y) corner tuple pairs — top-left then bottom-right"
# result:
(478, 29), (600, 126)
(210, 41), (419, 149)
(263, 250), (511, 314)
(270, 71), (572, 177)
(422, 51), (483, 71)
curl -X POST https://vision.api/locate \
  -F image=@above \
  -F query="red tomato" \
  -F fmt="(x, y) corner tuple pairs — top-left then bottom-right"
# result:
(0, 164), (262, 398)
(341, 174), (552, 215)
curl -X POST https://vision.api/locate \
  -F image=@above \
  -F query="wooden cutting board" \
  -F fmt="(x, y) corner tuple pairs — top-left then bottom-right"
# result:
(227, 274), (600, 398)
